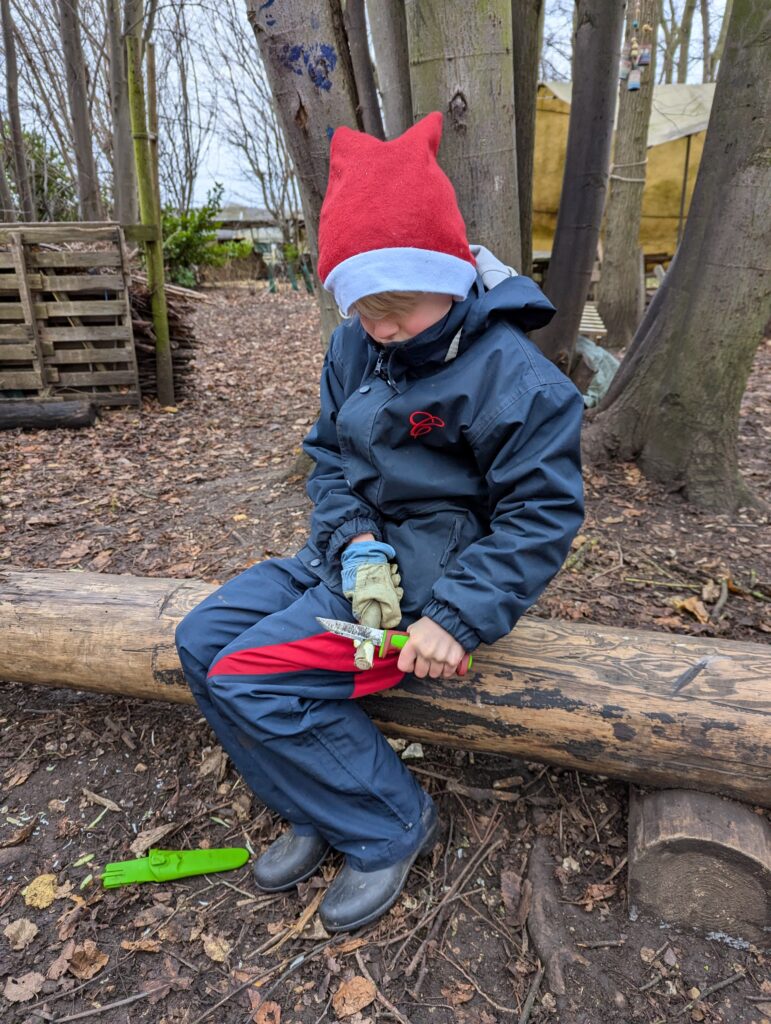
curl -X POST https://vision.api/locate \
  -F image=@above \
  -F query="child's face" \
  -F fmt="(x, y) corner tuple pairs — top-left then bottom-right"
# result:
(358, 293), (453, 344)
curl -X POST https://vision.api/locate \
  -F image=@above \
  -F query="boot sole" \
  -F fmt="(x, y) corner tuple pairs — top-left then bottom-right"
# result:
(253, 844), (331, 893)
(322, 814), (440, 932)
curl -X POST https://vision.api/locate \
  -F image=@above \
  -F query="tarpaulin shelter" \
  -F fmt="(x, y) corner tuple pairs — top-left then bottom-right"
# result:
(533, 82), (716, 258)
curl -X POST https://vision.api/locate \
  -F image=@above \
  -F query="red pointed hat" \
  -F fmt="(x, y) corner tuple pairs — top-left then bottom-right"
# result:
(318, 112), (476, 315)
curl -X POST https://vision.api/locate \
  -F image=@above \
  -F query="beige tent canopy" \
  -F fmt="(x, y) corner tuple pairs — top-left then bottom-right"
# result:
(533, 82), (716, 257)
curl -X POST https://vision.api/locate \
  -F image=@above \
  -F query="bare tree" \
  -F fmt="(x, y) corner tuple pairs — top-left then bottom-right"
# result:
(676, 0), (698, 81)
(0, 113), (18, 219)
(245, 0), (361, 341)
(405, 0), (522, 270)
(155, 2), (214, 213)
(365, 0), (412, 138)
(201, 0), (300, 245)
(585, 0), (771, 512)
(107, 0), (137, 223)
(532, 0), (626, 369)
(1, 0), (34, 218)
(344, 0), (382, 138)
(58, 0), (103, 218)
(597, 0), (660, 349)
(511, 0), (545, 273)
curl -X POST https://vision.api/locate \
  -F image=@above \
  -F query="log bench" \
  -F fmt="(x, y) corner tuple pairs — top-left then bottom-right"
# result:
(1, 567), (769, 943)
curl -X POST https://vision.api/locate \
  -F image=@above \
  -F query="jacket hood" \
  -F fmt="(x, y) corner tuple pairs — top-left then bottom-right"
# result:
(361, 246), (556, 378)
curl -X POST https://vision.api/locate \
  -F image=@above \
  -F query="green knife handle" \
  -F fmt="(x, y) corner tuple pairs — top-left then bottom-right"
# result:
(379, 631), (473, 675)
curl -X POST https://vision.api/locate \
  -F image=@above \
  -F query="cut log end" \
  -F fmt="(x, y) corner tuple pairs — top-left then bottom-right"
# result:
(628, 788), (771, 945)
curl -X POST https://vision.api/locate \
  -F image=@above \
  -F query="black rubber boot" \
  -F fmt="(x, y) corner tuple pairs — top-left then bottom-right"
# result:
(253, 828), (331, 892)
(319, 797), (439, 932)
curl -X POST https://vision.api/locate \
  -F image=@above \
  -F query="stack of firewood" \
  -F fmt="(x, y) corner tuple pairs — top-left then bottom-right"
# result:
(130, 279), (200, 398)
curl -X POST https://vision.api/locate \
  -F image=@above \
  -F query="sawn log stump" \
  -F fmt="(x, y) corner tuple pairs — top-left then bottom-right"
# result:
(1, 567), (769, 809)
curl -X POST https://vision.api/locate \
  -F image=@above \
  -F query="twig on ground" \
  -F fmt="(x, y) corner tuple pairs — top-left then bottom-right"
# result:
(575, 937), (626, 949)
(518, 964), (544, 1024)
(600, 854), (628, 884)
(574, 772), (600, 844)
(711, 578), (729, 619)
(437, 947), (518, 1015)
(674, 969), (746, 1017)
(46, 984), (169, 1022)
(355, 950), (413, 1024)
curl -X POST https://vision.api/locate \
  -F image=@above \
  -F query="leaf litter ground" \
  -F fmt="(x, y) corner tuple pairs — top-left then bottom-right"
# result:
(1, 287), (769, 1024)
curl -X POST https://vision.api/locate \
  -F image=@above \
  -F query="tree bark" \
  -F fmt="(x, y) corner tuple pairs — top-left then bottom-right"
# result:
(511, 0), (544, 273)
(405, 0), (522, 272)
(58, 0), (103, 220)
(344, 0), (384, 139)
(676, 0), (698, 83)
(0, 399), (97, 430)
(365, 0), (412, 139)
(107, 0), (138, 224)
(531, 0), (626, 370)
(1, 567), (769, 808)
(596, 0), (659, 350)
(245, 0), (360, 344)
(585, 0), (771, 512)
(1, 0), (34, 219)
(0, 116), (17, 221)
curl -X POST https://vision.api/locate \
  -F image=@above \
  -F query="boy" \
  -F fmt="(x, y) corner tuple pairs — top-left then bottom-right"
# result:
(175, 112), (584, 932)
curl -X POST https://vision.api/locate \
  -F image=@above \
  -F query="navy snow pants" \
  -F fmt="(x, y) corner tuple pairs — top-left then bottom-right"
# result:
(174, 556), (429, 871)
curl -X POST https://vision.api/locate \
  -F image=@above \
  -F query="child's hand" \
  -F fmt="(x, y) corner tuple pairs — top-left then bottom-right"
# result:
(397, 617), (466, 679)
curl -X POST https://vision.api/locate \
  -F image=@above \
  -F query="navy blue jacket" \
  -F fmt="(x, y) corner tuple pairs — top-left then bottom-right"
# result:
(298, 271), (584, 652)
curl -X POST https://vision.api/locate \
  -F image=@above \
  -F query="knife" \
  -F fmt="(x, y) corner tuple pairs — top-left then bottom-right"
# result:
(317, 617), (473, 675)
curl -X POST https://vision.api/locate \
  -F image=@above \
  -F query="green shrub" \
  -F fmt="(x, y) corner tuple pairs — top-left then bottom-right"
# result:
(162, 184), (252, 285)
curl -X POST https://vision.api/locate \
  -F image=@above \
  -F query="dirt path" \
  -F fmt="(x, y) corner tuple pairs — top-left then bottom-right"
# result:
(1, 288), (768, 1024)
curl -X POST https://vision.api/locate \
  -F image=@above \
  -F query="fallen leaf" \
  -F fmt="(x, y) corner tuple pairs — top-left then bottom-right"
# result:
(198, 746), (228, 782)
(121, 938), (162, 953)
(671, 596), (710, 623)
(142, 955), (192, 1003)
(131, 904), (173, 928)
(332, 976), (376, 1017)
(254, 1001), (282, 1024)
(82, 788), (122, 812)
(441, 981), (475, 1006)
(640, 946), (657, 963)
(48, 799), (67, 813)
(47, 940), (75, 980)
(22, 873), (58, 909)
(500, 869), (522, 914)
(3, 971), (46, 1002)
(69, 939), (109, 979)
(0, 815), (38, 848)
(702, 579), (721, 603)
(130, 823), (177, 856)
(57, 896), (87, 940)
(3, 917), (38, 950)
(4, 761), (35, 787)
(202, 931), (231, 963)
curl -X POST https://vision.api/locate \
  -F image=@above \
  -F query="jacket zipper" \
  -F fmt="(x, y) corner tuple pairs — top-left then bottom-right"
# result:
(373, 351), (397, 390)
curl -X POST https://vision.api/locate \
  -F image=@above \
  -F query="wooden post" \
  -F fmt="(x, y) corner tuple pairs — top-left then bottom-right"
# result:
(145, 42), (161, 223)
(125, 33), (174, 407)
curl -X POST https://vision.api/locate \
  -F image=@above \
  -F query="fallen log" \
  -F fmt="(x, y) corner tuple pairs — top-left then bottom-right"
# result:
(0, 399), (97, 431)
(1, 567), (769, 807)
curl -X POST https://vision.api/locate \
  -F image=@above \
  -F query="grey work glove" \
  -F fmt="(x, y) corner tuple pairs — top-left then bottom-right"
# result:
(341, 541), (404, 669)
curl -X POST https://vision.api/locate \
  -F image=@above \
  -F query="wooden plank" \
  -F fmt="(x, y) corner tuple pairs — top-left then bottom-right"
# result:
(116, 226), (141, 405)
(0, 324), (32, 340)
(0, 370), (43, 388)
(47, 347), (133, 365)
(0, 223), (121, 244)
(38, 274), (124, 292)
(28, 251), (122, 269)
(55, 370), (138, 386)
(36, 299), (127, 317)
(40, 325), (130, 343)
(0, 274), (20, 290)
(10, 231), (46, 396)
(0, 254), (15, 268)
(0, 344), (37, 361)
(0, 304), (25, 320)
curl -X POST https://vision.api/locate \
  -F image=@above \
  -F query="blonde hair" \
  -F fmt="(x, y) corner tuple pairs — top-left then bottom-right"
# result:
(351, 291), (424, 320)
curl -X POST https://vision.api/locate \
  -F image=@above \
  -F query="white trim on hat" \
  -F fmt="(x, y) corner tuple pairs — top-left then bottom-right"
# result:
(323, 247), (477, 316)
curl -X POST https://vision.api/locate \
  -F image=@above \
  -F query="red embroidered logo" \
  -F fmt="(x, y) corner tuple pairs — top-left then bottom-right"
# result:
(409, 411), (445, 438)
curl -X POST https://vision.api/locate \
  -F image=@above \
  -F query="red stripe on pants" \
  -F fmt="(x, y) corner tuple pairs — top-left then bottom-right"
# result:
(207, 631), (404, 698)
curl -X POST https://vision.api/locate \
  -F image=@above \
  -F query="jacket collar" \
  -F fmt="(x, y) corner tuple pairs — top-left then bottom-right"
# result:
(361, 276), (484, 379)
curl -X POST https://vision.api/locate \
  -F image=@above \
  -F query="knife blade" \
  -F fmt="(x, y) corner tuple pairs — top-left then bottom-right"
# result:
(316, 617), (472, 674)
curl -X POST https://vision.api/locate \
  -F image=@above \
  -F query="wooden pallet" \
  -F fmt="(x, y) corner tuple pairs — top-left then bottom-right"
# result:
(0, 222), (140, 407)
(578, 301), (607, 340)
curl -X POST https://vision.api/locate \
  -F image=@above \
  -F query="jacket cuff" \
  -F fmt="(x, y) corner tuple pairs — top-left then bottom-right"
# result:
(421, 599), (483, 652)
(327, 517), (382, 565)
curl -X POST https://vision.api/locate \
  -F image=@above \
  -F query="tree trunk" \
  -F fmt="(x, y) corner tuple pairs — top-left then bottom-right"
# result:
(344, 0), (384, 139)
(0, 119), (17, 221)
(107, 0), (138, 224)
(0, 399), (97, 430)
(699, 0), (711, 82)
(365, 0), (412, 138)
(596, 0), (659, 350)
(531, 0), (626, 370)
(676, 0), (698, 83)
(1, 567), (769, 808)
(511, 0), (545, 273)
(58, 0), (103, 220)
(709, 0), (733, 80)
(585, 0), (771, 512)
(405, 0), (522, 272)
(245, 0), (361, 344)
(1, 0), (34, 219)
